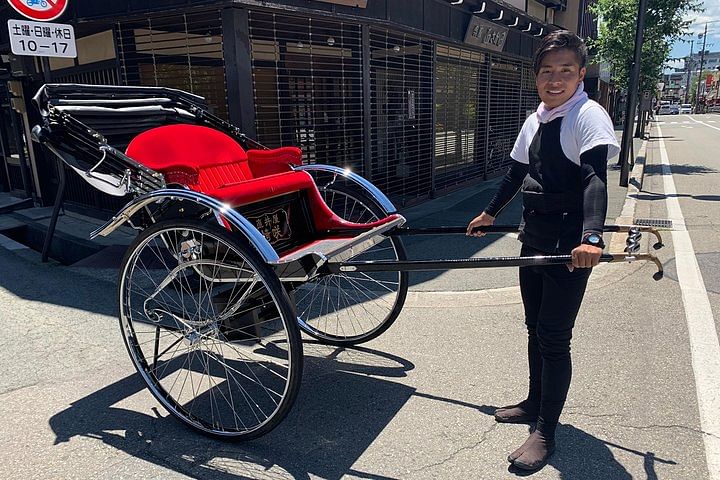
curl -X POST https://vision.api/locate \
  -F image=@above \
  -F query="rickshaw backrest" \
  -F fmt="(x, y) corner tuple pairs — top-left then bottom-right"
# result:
(126, 124), (253, 189)
(126, 124), (305, 194)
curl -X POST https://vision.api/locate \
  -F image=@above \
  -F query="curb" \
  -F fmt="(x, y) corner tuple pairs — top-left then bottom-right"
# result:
(0, 233), (29, 252)
(609, 131), (649, 254)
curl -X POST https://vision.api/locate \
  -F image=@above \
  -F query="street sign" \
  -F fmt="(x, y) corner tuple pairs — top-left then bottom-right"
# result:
(6, 0), (69, 22)
(8, 19), (76, 58)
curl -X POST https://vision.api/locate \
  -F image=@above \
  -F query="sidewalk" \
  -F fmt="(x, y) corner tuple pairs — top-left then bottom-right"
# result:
(0, 135), (645, 293)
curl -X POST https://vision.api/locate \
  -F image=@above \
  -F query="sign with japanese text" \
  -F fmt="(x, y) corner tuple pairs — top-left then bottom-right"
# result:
(8, 19), (76, 58)
(7, 0), (69, 22)
(464, 16), (508, 52)
(247, 208), (292, 245)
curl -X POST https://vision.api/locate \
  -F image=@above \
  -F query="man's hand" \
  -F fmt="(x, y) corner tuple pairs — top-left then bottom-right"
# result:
(568, 244), (603, 271)
(466, 212), (495, 237)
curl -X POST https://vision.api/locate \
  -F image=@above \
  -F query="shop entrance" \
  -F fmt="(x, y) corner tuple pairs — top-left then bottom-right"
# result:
(0, 81), (34, 198)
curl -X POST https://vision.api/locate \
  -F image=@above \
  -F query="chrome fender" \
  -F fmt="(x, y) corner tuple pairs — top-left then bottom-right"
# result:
(90, 188), (279, 263)
(293, 164), (397, 215)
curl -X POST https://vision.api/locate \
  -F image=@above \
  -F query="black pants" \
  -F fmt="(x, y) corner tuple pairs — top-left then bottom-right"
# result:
(519, 244), (591, 437)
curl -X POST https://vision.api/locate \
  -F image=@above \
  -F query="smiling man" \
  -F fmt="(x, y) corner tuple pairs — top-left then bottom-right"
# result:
(467, 30), (620, 471)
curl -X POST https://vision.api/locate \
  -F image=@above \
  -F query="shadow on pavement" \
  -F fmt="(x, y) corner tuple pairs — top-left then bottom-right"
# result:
(643, 164), (719, 176)
(631, 190), (720, 203)
(414, 389), (676, 478)
(0, 244), (118, 317)
(49, 343), (416, 480)
(470, 404), (676, 479)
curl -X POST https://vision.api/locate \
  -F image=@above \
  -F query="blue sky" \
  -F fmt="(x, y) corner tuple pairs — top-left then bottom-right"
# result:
(667, 0), (720, 71)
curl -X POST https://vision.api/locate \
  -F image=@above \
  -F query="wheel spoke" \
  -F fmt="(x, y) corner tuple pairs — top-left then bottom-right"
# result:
(119, 223), (300, 438)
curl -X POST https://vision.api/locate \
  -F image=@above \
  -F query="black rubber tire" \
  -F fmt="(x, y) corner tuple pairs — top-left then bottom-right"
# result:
(294, 182), (408, 346)
(118, 220), (302, 440)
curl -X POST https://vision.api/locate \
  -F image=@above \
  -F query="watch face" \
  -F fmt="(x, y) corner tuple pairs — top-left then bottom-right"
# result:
(586, 234), (602, 245)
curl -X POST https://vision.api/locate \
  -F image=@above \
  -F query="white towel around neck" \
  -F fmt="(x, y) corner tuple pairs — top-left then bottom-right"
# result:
(536, 81), (588, 124)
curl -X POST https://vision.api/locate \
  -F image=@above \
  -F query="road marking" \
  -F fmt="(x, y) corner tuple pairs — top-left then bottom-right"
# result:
(656, 124), (720, 480)
(685, 116), (720, 132)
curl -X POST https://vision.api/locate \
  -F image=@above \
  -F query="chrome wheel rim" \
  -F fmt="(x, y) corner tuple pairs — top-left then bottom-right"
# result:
(120, 226), (296, 436)
(294, 188), (405, 343)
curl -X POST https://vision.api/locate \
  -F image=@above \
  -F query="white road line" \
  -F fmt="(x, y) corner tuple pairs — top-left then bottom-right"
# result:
(685, 116), (720, 132)
(656, 124), (720, 480)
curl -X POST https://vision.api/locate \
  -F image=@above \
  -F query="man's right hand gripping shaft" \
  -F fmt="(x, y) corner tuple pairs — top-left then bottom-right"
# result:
(466, 211), (495, 237)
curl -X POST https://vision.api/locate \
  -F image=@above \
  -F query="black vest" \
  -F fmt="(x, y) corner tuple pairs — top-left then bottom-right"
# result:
(518, 117), (583, 254)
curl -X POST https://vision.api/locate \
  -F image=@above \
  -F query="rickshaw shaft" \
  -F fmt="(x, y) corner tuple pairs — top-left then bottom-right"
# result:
(326, 254), (616, 273)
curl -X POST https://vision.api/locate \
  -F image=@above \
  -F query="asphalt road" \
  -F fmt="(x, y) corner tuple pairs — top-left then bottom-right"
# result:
(1, 116), (719, 479)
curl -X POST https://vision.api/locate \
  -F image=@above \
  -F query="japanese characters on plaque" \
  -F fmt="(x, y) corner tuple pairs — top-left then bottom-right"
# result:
(248, 208), (292, 245)
(464, 16), (508, 53)
(8, 19), (77, 58)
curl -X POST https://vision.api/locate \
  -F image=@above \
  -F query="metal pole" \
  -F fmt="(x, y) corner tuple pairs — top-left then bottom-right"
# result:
(685, 39), (694, 105)
(41, 157), (65, 263)
(619, 0), (649, 187)
(694, 23), (708, 114)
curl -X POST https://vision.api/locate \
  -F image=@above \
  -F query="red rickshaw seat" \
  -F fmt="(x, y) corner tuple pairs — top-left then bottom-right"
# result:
(125, 124), (399, 233)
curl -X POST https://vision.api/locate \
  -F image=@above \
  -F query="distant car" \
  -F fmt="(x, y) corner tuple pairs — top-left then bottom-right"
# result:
(680, 104), (693, 114)
(669, 104), (680, 114)
(658, 104), (673, 115)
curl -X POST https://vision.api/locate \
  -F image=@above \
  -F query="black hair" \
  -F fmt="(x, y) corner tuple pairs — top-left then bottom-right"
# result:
(533, 30), (588, 74)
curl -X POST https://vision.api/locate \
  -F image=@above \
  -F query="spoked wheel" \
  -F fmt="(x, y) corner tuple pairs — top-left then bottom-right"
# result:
(293, 182), (408, 346)
(118, 220), (302, 440)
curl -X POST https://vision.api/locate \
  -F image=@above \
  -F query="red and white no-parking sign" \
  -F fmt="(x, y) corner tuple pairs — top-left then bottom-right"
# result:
(7, 0), (68, 22)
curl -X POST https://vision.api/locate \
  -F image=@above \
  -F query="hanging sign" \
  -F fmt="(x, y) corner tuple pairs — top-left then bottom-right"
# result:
(8, 19), (76, 58)
(464, 16), (508, 52)
(6, 0), (69, 22)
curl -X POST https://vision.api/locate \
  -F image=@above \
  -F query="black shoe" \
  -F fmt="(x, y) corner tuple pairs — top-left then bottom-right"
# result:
(494, 400), (539, 424)
(508, 430), (556, 471)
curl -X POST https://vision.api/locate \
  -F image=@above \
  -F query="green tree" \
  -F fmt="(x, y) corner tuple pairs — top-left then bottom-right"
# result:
(589, 0), (702, 95)
(689, 69), (717, 104)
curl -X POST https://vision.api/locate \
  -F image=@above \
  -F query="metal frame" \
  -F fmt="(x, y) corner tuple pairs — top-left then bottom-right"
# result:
(90, 188), (280, 263)
(293, 163), (398, 215)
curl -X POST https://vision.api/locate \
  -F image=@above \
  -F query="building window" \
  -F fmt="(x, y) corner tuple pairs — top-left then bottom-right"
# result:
(116, 10), (228, 120)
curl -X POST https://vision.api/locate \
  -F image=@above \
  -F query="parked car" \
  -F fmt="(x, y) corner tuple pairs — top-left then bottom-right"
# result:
(658, 103), (673, 115)
(658, 103), (679, 115)
(680, 104), (693, 114)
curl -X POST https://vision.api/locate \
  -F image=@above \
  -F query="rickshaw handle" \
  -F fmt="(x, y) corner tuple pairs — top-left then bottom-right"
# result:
(325, 253), (664, 280)
(391, 224), (665, 250)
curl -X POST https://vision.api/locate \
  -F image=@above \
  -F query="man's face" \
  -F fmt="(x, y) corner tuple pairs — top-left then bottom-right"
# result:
(535, 49), (586, 109)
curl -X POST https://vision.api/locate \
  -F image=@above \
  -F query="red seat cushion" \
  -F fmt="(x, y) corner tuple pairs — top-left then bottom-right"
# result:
(247, 147), (303, 177)
(125, 124), (397, 236)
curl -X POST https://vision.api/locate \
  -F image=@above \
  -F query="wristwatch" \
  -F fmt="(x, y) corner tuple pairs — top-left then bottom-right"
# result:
(582, 233), (605, 249)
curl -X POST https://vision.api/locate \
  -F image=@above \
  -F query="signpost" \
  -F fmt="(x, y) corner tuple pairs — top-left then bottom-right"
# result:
(6, 0), (69, 22)
(8, 19), (76, 58)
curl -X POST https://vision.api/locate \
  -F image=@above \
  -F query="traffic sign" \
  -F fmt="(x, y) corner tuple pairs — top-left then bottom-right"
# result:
(8, 19), (76, 58)
(6, 0), (69, 22)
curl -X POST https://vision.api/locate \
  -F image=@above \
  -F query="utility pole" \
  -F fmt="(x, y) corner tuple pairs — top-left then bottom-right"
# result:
(684, 39), (694, 104)
(695, 23), (708, 113)
(619, 0), (648, 187)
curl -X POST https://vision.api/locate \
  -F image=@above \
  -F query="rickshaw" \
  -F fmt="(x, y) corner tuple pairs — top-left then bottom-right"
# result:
(31, 84), (665, 440)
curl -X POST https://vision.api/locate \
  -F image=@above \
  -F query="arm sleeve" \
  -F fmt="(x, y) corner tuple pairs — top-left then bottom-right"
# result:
(485, 161), (529, 217)
(580, 145), (609, 236)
